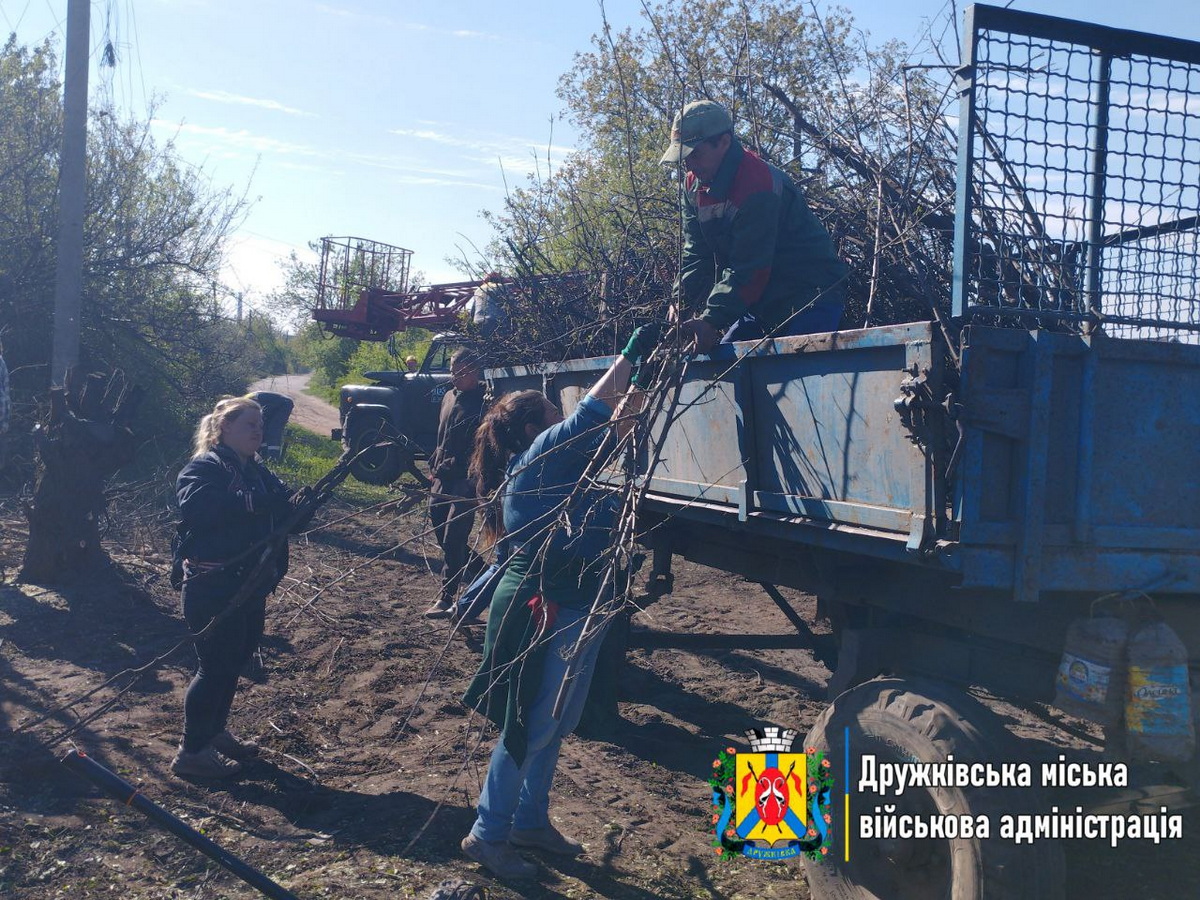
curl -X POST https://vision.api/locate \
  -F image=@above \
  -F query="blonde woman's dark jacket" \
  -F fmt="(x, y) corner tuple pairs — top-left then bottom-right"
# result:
(175, 444), (296, 592)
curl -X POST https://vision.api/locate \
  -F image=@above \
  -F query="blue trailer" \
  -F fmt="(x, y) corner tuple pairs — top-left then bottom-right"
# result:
(482, 6), (1200, 897)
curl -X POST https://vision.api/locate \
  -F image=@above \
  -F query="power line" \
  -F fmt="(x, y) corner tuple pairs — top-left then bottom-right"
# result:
(125, 0), (147, 112)
(38, 0), (64, 33)
(2, 0), (37, 34)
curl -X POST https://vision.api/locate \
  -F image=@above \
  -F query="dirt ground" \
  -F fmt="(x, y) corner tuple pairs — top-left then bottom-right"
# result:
(247, 375), (341, 437)
(1, 407), (1198, 898)
(0, 489), (830, 899)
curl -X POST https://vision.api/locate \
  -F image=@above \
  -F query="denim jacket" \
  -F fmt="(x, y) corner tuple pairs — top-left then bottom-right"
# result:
(501, 394), (617, 575)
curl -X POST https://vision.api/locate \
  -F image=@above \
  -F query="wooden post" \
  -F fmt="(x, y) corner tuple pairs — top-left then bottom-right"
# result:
(50, 0), (91, 388)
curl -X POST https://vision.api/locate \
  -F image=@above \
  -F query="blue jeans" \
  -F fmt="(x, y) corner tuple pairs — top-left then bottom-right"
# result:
(456, 541), (512, 624)
(470, 605), (607, 841)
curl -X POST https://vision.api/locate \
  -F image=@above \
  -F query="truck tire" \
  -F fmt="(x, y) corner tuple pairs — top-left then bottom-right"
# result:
(345, 414), (405, 485)
(803, 676), (1064, 900)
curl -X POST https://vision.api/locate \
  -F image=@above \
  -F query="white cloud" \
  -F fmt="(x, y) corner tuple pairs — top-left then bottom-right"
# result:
(335, 151), (481, 180)
(389, 125), (576, 169)
(151, 120), (324, 158)
(488, 152), (556, 174)
(151, 118), (508, 190)
(392, 174), (502, 190)
(312, 3), (503, 40)
(188, 89), (316, 118)
(390, 128), (475, 148)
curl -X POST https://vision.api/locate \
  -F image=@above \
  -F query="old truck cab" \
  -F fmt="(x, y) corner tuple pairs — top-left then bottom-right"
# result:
(333, 334), (465, 484)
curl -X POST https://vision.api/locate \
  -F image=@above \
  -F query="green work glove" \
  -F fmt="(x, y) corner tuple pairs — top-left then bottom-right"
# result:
(621, 323), (663, 363)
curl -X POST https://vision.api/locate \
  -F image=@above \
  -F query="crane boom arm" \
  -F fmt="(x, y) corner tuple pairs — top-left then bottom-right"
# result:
(311, 281), (481, 341)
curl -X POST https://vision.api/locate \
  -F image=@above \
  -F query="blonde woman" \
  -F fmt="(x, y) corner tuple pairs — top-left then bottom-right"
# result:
(172, 397), (304, 778)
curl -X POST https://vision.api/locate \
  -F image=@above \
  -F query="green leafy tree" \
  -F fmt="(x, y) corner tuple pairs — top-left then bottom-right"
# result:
(0, 38), (61, 387)
(0, 36), (273, 452)
(292, 323), (357, 394)
(480, 0), (959, 359)
(263, 245), (323, 334)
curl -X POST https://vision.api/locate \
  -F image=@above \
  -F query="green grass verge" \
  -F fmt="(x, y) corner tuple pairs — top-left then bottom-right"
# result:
(271, 424), (409, 504)
(305, 373), (341, 407)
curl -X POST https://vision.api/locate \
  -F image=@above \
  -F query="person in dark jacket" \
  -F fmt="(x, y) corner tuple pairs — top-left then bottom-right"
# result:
(661, 100), (848, 353)
(172, 396), (307, 778)
(426, 349), (487, 618)
(246, 390), (294, 459)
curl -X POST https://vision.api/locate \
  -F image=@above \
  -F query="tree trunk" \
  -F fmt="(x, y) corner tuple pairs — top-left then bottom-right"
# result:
(19, 371), (142, 584)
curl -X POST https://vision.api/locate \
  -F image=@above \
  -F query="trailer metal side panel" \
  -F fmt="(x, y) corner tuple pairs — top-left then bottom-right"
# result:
(958, 326), (1200, 598)
(489, 323), (946, 559)
(645, 324), (942, 549)
(487, 317), (1200, 601)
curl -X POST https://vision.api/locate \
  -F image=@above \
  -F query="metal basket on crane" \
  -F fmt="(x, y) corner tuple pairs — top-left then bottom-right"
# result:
(311, 235), (480, 340)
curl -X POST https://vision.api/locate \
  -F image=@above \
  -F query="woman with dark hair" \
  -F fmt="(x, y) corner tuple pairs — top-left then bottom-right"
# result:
(172, 396), (308, 778)
(459, 328), (657, 880)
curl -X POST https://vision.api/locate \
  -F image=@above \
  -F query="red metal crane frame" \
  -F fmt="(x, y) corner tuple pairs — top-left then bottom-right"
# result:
(311, 281), (482, 341)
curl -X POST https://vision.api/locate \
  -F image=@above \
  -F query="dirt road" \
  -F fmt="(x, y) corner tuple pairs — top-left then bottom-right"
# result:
(249, 372), (340, 438)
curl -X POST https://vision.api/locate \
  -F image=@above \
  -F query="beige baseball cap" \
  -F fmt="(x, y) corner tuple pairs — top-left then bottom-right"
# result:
(660, 100), (733, 164)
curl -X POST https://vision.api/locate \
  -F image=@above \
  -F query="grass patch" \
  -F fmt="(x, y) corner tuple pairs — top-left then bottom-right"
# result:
(305, 372), (341, 407)
(305, 331), (432, 406)
(271, 424), (417, 504)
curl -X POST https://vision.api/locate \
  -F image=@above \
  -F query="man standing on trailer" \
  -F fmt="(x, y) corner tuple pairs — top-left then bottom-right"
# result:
(661, 100), (848, 353)
(467, 272), (511, 339)
(425, 349), (487, 618)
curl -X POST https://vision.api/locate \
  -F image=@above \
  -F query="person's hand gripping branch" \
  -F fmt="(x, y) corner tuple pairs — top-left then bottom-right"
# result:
(677, 317), (720, 355)
(620, 323), (665, 389)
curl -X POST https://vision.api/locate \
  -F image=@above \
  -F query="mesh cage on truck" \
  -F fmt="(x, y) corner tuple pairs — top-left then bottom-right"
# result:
(952, 4), (1200, 342)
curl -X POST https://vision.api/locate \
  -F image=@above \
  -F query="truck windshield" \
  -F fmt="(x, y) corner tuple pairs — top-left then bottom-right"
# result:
(423, 342), (452, 373)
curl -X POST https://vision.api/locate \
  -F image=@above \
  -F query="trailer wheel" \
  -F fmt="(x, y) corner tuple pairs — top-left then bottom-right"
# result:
(803, 676), (1064, 900)
(345, 414), (405, 485)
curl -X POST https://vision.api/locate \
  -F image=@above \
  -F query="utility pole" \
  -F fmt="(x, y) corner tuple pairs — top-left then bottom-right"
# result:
(50, 0), (91, 388)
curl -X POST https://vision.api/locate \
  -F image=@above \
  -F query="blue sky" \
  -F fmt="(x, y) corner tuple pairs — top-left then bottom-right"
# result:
(4, 0), (1200, 322)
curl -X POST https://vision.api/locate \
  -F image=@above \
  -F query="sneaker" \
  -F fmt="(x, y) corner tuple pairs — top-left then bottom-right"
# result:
(510, 824), (584, 857)
(210, 730), (260, 761)
(460, 833), (537, 880)
(171, 745), (243, 779)
(424, 598), (454, 619)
